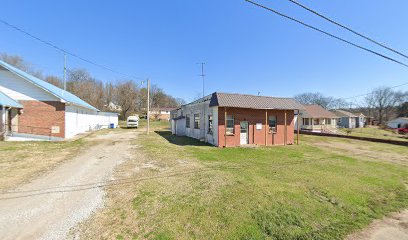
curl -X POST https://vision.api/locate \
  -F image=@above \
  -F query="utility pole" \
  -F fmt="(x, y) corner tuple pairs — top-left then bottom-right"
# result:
(63, 53), (67, 95)
(147, 78), (150, 135)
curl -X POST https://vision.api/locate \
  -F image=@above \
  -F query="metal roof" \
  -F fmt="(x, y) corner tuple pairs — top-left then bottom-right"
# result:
(301, 105), (338, 118)
(0, 90), (23, 108)
(209, 92), (305, 110)
(0, 60), (99, 111)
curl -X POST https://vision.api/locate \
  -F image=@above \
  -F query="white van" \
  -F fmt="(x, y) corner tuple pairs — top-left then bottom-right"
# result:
(126, 115), (139, 128)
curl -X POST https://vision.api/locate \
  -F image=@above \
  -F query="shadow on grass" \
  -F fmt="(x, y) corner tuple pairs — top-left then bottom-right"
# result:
(155, 131), (212, 147)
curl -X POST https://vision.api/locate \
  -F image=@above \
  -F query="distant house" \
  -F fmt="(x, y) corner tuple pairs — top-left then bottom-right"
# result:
(387, 117), (408, 129)
(106, 102), (122, 112)
(171, 92), (304, 147)
(331, 109), (365, 128)
(295, 104), (338, 132)
(150, 107), (177, 121)
(0, 60), (118, 141)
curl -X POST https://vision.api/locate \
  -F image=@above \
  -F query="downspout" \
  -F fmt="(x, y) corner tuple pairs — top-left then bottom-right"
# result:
(284, 110), (287, 145)
(265, 110), (268, 146)
(224, 107), (227, 148)
(297, 110), (300, 145)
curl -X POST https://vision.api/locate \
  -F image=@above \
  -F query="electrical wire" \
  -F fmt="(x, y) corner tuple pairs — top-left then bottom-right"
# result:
(0, 18), (144, 80)
(286, 0), (408, 60)
(244, 0), (408, 68)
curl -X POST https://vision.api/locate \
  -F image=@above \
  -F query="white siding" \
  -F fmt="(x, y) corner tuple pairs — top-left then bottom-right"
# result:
(170, 98), (218, 146)
(65, 105), (119, 138)
(212, 107), (219, 146)
(387, 118), (408, 129)
(0, 70), (60, 101)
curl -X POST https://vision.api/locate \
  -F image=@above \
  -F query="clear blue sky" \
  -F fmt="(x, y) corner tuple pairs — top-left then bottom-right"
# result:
(1, 0), (407, 103)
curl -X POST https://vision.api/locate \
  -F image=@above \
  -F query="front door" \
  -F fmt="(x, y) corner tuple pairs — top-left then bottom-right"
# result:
(240, 121), (249, 145)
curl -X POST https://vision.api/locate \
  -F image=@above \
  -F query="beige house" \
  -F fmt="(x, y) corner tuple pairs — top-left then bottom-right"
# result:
(295, 105), (338, 132)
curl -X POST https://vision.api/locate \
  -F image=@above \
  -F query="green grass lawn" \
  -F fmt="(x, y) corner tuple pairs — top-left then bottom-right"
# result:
(82, 123), (408, 240)
(338, 127), (408, 142)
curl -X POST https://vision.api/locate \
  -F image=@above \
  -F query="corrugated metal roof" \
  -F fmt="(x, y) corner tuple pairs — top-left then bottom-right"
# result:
(209, 92), (304, 110)
(301, 105), (338, 118)
(0, 90), (23, 108)
(0, 60), (99, 111)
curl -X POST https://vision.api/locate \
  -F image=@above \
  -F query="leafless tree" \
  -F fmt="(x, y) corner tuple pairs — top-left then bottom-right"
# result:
(67, 69), (105, 109)
(114, 81), (139, 119)
(0, 53), (43, 79)
(294, 92), (348, 109)
(45, 75), (63, 88)
(365, 87), (400, 124)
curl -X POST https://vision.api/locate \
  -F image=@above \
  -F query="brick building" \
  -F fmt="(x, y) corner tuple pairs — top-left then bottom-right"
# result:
(0, 60), (118, 140)
(171, 92), (304, 147)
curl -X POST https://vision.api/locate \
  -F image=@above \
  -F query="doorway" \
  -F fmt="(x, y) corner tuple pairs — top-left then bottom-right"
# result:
(240, 121), (249, 145)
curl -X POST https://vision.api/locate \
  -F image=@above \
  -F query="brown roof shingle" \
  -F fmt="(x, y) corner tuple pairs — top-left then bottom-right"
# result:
(209, 92), (304, 110)
(301, 105), (338, 118)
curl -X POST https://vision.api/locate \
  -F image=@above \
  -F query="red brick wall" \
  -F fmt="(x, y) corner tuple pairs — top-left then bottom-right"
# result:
(218, 107), (295, 147)
(18, 101), (65, 138)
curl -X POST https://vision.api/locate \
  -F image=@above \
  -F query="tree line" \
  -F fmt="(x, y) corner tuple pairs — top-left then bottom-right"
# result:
(0, 53), (185, 119)
(294, 88), (408, 124)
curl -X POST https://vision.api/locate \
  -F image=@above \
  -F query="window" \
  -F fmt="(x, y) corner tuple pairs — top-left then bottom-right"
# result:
(327, 118), (331, 125)
(269, 115), (277, 132)
(313, 119), (320, 125)
(303, 118), (310, 126)
(226, 115), (234, 134)
(194, 114), (200, 129)
(208, 115), (213, 134)
(186, 114), (190, 128)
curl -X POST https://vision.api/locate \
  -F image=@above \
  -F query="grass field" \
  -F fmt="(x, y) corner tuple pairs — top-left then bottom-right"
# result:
(80, 124), (408, 240)
(338, 127), (408, 142)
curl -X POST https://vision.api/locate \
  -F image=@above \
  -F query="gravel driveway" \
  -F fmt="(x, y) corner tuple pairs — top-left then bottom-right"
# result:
(0, 130), (139, 240)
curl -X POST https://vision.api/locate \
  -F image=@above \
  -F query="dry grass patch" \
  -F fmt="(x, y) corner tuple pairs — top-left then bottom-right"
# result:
(0, 129), (118, 192)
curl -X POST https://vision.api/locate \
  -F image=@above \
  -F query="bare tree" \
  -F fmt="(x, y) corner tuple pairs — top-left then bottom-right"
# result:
(45, 75), (63, 88)
(67, 69), (105, 109)
(294, 92), (348, 109)
(0, 53), (43, 79)
(114, 81), (139, 119)
(365, 87), (400, 124)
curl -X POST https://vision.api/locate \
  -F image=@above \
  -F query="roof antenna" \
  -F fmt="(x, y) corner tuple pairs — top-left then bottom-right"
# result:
(197, 62), (205, 98)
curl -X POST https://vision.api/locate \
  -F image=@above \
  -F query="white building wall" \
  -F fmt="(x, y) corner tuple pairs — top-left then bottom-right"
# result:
(65, 104), (119, 139)
(387, 118), (408, 129)
(171, 96), (218, 146)
(212, 106), (219, 146)
(0, 70), (60, 101)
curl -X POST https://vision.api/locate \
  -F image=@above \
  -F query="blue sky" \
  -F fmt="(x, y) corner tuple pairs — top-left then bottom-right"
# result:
(1, 0), (407, 103)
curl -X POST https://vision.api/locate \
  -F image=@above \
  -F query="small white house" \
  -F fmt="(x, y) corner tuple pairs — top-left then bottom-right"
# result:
(387, 117), (408, 129)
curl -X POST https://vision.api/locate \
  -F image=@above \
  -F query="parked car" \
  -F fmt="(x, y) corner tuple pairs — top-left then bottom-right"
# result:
(126, 115), (139, 128)
(397, 128), (408, 134)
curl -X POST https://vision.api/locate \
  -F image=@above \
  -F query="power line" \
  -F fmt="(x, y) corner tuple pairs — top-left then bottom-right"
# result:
(244, 0), (408, 68)
(286, 0), (408, 60)
(343, 81), (408, 100)
(0, 18), (144, 80)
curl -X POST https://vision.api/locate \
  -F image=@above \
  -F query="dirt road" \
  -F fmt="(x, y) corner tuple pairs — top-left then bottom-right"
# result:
(0, 130), (139, 240)
(347, 210), (408, 240)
